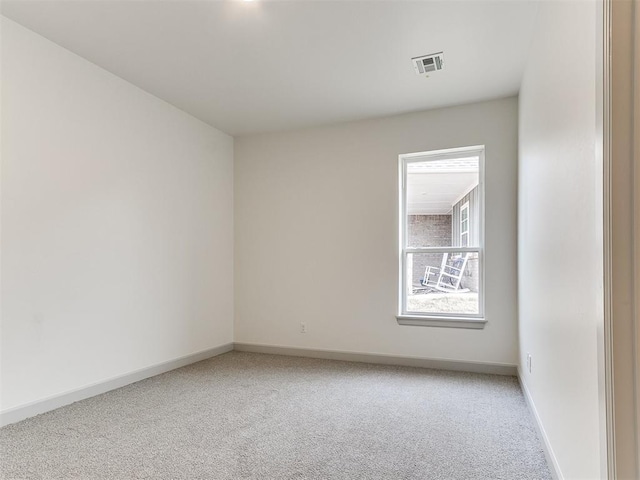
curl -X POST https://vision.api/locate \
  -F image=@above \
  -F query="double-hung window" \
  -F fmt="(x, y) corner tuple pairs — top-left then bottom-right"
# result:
(397, 145), (485, 329)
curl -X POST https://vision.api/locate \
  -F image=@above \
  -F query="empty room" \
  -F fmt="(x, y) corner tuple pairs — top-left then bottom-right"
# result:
(1, 0), (638, 479)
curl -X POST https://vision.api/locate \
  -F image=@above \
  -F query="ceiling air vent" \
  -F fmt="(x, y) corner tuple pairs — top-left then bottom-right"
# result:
(412, 52), (444, 75)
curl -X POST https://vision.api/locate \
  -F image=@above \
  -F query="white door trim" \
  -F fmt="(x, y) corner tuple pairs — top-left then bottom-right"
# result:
(603, 0), (640, 477)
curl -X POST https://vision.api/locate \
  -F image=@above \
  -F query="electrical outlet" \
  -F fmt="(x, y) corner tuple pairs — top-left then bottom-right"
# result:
(526, 353), (532, 373)
(300, 322), (307, 333)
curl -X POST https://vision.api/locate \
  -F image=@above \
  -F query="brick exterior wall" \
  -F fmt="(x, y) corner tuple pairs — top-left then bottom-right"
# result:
(461, 255), (479, 293)
(408, 215), (451, 286)
(408, 215), (451, 247)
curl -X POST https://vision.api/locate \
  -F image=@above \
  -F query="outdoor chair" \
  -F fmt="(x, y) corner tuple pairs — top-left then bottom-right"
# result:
(420, 253), (470, 292)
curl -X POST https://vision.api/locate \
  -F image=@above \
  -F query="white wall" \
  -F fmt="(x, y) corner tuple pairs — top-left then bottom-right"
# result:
(518, 2), (601, 478)
(235, 97), (518, 365)
(0, 18), (234, 411)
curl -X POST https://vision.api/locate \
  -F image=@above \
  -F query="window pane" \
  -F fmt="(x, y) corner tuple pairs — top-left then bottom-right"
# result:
(406, 251), (479, 315)
(406, 157), (479, 248)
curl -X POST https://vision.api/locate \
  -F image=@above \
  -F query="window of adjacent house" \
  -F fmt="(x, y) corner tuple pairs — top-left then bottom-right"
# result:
(398, 146), (484, 320)
(460, 202), (469, 247)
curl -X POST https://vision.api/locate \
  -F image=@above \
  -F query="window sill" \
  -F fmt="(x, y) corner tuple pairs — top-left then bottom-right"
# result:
(396, 315), (487, 329)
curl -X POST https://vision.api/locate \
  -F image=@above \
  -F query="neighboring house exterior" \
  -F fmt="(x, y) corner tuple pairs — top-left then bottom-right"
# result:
(451, 186), (480, 248)
(451, 186), (480, 293)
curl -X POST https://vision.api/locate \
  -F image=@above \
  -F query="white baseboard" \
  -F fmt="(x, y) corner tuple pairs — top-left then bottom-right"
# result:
(0, 342), (234, 427)
(233, 342), (517, 376)
(0, 342), (517, 428)
(517, 369), (563, 480)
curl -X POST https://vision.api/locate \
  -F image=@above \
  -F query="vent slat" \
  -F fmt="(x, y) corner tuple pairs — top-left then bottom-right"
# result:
(412, 52), (444, 76)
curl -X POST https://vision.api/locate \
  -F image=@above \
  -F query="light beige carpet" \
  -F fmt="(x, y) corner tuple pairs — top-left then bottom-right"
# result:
(0, 352), (551, 479)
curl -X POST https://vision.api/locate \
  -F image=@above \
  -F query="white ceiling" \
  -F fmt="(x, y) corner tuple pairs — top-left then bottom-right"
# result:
(1, 0), (539, 136)
(408, 172), (477, 215)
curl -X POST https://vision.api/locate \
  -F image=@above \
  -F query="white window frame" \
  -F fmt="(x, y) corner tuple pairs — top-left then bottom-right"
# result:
(396, 145), (486, 329)
(460, 201), (470, 247)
